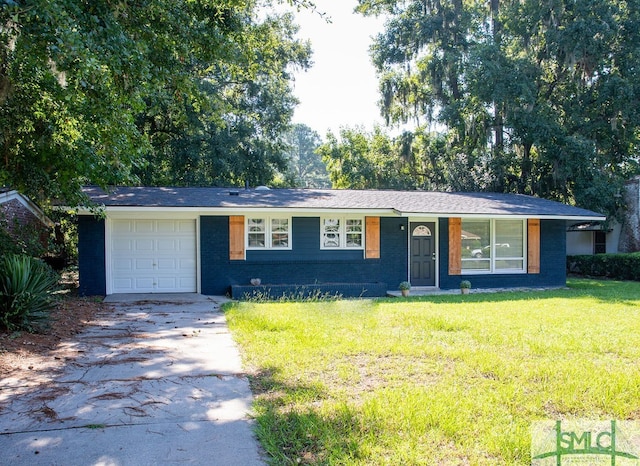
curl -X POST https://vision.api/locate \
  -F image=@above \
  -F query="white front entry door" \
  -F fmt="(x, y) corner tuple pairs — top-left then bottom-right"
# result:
(110, 219), (197, 293)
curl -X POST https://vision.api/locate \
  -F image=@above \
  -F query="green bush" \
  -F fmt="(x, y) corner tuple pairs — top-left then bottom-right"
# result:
(567, 253), (640, 281)
(0, 254), (60, 331)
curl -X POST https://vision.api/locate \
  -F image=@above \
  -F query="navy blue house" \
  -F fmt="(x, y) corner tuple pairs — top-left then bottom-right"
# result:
(76, 187), (604, 297)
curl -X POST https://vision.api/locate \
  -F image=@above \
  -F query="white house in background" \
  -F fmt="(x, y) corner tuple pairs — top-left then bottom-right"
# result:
(566, 221), (621, 255)
(566, 175), (640, 255)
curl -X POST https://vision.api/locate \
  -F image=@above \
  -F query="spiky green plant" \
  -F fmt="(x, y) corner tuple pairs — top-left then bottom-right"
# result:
(0, 254), (60, 331)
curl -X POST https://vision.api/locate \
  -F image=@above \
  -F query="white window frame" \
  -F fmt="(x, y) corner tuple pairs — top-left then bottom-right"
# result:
(246, 216), (292, 250)
(320, 216), (364, 249)
(461, 218), (526, 274)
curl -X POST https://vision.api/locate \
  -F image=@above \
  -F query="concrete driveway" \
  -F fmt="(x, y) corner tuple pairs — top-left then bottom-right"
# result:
(0, 294), (265, 465)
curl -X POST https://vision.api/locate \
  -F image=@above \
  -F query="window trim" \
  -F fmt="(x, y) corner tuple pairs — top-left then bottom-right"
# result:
(461, 218), (527, 274)
(320, 216), (365, 250)
(246, 216), (292, 250)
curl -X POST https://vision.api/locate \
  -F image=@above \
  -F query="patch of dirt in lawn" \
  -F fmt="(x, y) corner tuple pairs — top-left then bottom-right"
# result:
(0, 270), (111, 383)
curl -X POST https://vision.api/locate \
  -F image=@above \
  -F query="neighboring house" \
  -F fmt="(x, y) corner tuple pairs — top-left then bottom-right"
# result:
(0, 188), (53, 252)
(76, 186), (604, 297)
(566, 175), (640, 255)
(566, 221), (622, 255)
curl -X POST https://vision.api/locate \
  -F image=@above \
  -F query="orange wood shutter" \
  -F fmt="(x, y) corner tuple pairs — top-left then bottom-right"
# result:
(448, 217), (462, 275)
(229, 216), (245, 260)
(527, 218), (540, 274)
(365, 217), (380, 259)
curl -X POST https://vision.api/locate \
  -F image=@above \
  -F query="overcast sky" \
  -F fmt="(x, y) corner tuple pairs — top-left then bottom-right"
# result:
(283, 1), (386, 137)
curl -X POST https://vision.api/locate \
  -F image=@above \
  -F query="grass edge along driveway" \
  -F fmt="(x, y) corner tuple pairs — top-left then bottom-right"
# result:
(225, 279), (640, 465)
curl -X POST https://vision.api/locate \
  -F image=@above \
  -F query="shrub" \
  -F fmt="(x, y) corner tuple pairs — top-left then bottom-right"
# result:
(567, 253), (640, 281)
(398, 281), (411, 291)
(0, 254), (60, 331)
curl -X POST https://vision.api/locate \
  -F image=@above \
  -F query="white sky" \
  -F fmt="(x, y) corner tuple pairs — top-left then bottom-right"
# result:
(284, 1), (386, 137)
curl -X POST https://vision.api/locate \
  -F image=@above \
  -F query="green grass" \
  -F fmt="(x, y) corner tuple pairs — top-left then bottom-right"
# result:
(224, 279), (640, 465)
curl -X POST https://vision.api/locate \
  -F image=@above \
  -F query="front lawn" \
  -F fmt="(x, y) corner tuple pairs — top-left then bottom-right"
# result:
(224, 279), (640, 465)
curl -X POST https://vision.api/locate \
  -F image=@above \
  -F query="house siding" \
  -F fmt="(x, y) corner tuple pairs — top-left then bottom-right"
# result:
(78, 216), (106, 296)
(438, 218), (566, 289)
(201, 216), (408, 296)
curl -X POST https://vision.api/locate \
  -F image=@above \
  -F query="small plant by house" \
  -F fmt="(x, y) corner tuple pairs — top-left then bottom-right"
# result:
(399, 281), (411, 296)
(0, 254), (60, 332)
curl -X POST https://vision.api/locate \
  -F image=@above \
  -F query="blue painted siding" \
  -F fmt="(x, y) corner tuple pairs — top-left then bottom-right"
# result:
(438, 218), (567, 289)
(78, 216), (106, 296)
(200, 216), (409, 296)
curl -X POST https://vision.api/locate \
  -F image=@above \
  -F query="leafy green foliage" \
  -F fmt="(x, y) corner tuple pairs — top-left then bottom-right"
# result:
(355, 0), (640, 217)
(567, 253), (640, 281)
(319, 126), (490, 190)
(318, 126), (416, 189)
(1, 1), (311, 206)
(0, 254), (60, 331)
(282, 124), (329, 188)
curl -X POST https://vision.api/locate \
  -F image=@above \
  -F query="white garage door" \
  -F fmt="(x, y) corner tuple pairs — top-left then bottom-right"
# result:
(111, 219), (197, 293)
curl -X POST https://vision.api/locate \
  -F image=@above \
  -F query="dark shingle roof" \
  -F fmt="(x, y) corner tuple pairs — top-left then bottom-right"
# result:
(81, 186), (604, 219)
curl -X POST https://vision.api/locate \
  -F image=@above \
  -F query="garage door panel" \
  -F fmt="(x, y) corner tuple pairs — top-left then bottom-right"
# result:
(178, 221), (196, 233)
(179, 258), (196, 270)
(135, 239), (155, 251)
(135, 277), (156, 289)
(156, 221), (174, 233)
(135, 220), (155, 233)
(135, 258), (155, 271)
(178, 238), (196, 250)
(111, 219), (197, 294)
(113, 221), (133, 234)
(113, 278), (134, 291)
(158, 239), (177, 251)
(113, 239), (133, 252)
(114, 258), (133, 271)
(157, 258), (176, 270)
(156, 277), (177, 290)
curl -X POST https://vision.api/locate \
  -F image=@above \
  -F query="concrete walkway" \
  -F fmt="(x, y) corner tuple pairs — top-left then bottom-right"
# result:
(0, 294), (265, 465)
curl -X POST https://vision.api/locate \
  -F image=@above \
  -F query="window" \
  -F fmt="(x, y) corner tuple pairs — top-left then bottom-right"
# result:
(247, 217), (290, 249)
(321, 217), (363, 249)
(461, 219), (525, 273)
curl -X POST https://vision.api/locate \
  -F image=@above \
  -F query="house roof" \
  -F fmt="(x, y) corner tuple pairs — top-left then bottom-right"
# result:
(81, 186), (605, 220)
(0, 189), (54, 227)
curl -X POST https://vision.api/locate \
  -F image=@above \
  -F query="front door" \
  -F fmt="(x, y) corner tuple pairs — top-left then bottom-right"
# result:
(410, 222), (436, 286)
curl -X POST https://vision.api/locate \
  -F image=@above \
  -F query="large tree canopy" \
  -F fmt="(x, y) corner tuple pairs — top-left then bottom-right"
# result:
(0, 0), (311, 207)
(282, 123), (328, 188)
(356, 0), (640, 218)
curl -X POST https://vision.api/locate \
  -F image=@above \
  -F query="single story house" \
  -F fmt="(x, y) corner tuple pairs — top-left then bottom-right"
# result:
(77, 186), (604, 297)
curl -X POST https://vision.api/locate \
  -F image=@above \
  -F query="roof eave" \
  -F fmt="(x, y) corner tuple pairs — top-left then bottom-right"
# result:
(74, 205), (605, 222)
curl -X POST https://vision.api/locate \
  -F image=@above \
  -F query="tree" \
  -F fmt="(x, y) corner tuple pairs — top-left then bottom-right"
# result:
(318, 126), (416, 189)
(134, 12), (311, 188)
(0, 0), (311, 206)
(283, 124), (329, 187)
(318, 125), (489, 191)
(357, 0), (640, 218)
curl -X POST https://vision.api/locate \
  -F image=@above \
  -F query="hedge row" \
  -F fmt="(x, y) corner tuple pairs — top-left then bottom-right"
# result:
(567, 253), (640, 281)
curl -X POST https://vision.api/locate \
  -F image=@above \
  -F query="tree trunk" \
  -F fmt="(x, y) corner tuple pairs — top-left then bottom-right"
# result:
(520, 141), (532, 194)
(618, 176), (640, 252)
